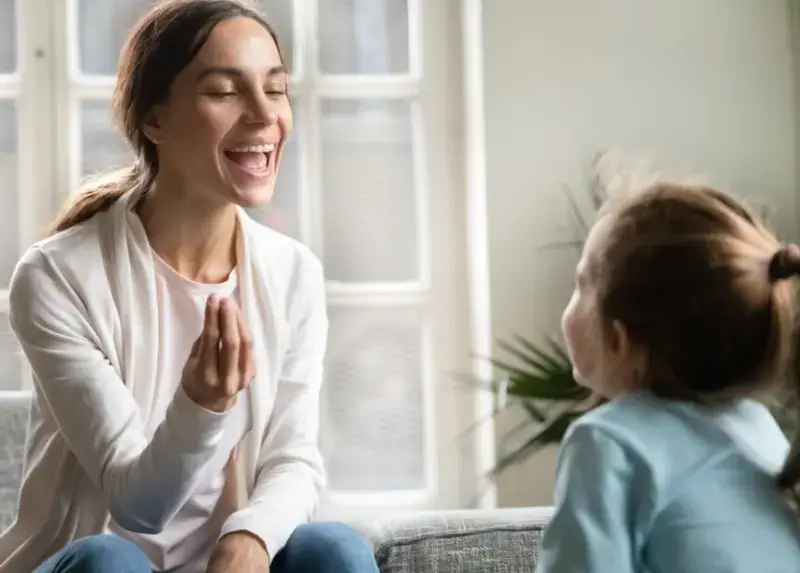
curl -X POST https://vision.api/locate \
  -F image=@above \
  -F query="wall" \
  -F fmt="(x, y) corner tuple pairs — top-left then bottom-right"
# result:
(482, 0), (799, 506)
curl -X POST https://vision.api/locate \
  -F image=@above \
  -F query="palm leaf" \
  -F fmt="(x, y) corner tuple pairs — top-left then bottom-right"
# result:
(489, 410), (585, 479)
(520, 400), (547, 423)
(497, 338), (566, 375)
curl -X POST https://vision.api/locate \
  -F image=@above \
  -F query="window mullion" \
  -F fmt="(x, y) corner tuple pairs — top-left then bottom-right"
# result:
(13, 0), (58, 388)
(17, 0), (55, 243)
(296, 0), (323, 258)
(50, 0), (74, 204)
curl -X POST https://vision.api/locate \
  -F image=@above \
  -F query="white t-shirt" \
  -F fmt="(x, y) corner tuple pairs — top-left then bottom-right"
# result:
(108, 252), (252, 573)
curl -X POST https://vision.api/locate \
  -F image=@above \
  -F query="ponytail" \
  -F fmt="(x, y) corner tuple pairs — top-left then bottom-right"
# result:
(778, 325), (800, 501)
(769, 245), (800, 501)
(46, 162), (151, 237)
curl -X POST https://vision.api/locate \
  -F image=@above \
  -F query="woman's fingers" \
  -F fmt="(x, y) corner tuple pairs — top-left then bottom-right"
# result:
(202, 295), (221, 385)
(188, 332), (202, 359)
(218, 298), (241, 396)
(181, 294), (255, 412)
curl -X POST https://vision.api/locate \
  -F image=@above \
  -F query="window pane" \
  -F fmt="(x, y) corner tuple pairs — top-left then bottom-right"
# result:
(321, 100), (418, 282)
(80, 100), (133, 178)
(255, 0), (295, 72)
(246, 138), (300, 239)
(77, 0), (152, 75)
(77, 1), (295, 76)
(0, 101), (18, 286)
(0, 0), (15, 73)
(318, 0), (409, 75)
(321, 306), (425, 491)
(0, 314), (22, 390)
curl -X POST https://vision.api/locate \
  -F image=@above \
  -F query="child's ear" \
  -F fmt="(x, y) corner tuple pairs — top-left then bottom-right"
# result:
(609, 319), (633, 361)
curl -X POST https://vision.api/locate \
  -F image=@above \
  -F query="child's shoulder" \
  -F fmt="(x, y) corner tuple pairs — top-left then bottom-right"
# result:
(567, 392), (735, 473)
(576, 391), (689, 438)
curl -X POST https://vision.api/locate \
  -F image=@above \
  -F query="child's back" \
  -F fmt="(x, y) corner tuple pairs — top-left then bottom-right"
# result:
(538, 392), (800, 572)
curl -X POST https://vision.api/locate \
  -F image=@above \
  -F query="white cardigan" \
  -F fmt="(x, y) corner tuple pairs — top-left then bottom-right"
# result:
(0, 186), (327, 571)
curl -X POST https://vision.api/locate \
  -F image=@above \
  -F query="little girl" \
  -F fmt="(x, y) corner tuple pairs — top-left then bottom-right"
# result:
(535, 182), (800, 572)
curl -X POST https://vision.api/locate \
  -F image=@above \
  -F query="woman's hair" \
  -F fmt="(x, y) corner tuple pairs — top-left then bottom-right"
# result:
(590, 182), (800, 493)
(47, 0), (283, 235)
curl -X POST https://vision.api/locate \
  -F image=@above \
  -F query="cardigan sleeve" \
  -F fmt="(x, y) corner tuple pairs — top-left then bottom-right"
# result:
(218, 252), (327, 558)
(9, 247), (232, 534)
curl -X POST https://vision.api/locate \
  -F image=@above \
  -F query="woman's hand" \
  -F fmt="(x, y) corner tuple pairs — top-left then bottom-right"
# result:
(206, 532), (270, 573)
(181, 295), (256, 413)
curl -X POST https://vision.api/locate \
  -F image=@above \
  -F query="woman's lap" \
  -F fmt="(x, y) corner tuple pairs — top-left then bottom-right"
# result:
(33, 535), (152, 573)
(271, 522), (378, 573)
(34, 522), (378, 573)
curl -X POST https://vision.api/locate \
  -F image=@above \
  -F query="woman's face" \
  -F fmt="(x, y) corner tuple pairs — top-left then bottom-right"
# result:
(144, 17), (292, 208)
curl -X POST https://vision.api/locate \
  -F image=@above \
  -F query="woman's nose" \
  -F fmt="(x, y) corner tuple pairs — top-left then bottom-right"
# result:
(244, 94), (277, 125)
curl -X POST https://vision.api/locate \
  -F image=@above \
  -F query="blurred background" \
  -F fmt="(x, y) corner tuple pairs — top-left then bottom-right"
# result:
(0, 0), (798, 523)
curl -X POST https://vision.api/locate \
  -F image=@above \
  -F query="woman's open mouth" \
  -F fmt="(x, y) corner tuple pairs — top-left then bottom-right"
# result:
(223, 143), (276, 180)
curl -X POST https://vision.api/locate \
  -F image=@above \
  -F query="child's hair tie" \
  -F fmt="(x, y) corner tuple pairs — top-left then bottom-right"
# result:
(768, 245), (800, 283)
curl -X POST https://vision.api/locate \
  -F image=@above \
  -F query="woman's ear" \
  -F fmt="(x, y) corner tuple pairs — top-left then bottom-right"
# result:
(141, 106), (165, 145)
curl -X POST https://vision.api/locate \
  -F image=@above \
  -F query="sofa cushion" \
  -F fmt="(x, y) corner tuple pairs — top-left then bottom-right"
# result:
(353, 507), (552, 573)
(0, 392), (30, 532)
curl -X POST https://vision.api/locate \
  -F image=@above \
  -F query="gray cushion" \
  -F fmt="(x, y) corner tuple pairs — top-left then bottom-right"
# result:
(353, 508), (552, 572)
(0, 392), (29, 531)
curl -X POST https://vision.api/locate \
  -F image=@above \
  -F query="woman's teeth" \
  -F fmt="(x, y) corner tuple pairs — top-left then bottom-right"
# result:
(227, 143), (276, 153)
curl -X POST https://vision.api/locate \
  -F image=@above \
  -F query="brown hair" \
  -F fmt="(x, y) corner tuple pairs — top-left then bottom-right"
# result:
(589, 182), (800, 493)
(47, 0), (284, 235)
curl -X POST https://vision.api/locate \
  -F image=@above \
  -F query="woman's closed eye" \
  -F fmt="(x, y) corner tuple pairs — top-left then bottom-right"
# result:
(205, 90), (237, 99)
(264, 84), (287, 97)
(200, 81), (238, 98)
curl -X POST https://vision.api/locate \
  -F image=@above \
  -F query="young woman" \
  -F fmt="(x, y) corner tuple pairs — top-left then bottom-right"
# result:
(536, 182), (800, 571)
(0, 1), (378, 572)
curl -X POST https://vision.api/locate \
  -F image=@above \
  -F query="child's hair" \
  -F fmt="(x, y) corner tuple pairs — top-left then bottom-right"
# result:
(589, 182), (800, 493)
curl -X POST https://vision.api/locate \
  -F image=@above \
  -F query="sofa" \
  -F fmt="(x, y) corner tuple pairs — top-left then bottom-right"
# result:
(0, 392), (552, 572)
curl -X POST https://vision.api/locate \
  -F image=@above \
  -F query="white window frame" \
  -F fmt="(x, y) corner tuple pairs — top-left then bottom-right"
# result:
(1, 0), (56, 388)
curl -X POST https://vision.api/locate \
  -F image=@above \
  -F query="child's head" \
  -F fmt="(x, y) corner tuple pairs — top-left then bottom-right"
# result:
(562, 182), (798, 404)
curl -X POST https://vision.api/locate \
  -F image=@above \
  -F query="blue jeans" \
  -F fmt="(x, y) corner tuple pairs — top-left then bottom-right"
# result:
(34, 522), (378, 573)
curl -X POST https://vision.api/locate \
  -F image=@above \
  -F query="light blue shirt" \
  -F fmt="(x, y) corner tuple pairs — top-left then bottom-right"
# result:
(535, 392), (800, 572)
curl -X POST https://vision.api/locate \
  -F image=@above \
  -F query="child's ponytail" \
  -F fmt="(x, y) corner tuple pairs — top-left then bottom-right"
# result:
(768, 245), (800, 495)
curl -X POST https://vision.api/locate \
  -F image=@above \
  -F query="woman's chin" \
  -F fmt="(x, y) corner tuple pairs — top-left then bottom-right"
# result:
(227, 181), (275, 209)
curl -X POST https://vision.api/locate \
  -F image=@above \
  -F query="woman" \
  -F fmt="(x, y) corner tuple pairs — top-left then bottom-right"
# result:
(0, 1), (379, 572)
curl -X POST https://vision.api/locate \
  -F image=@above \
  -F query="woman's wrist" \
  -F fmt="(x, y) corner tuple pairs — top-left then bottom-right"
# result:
(212, 531), (270, 565)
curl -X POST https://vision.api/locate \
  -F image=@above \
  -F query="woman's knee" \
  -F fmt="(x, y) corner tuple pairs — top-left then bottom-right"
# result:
(37, 535), (151, 573)
(273, 522), (378, 573)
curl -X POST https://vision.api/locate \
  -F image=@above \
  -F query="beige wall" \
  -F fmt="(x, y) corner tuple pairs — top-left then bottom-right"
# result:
(482, 0), (799, 506)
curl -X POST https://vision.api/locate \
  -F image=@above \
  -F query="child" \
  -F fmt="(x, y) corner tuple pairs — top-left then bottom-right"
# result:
(535, 182), (800, 572)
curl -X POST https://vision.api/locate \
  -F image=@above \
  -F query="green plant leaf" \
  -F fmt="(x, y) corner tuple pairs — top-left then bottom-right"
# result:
(489, 410), (585, 478)
(543, 335), (572, 363)
(520, 400), (547, 422)
(503, 337), (570, 375)
(508, 374), (588, 401)
(496, 338), (566, 376)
